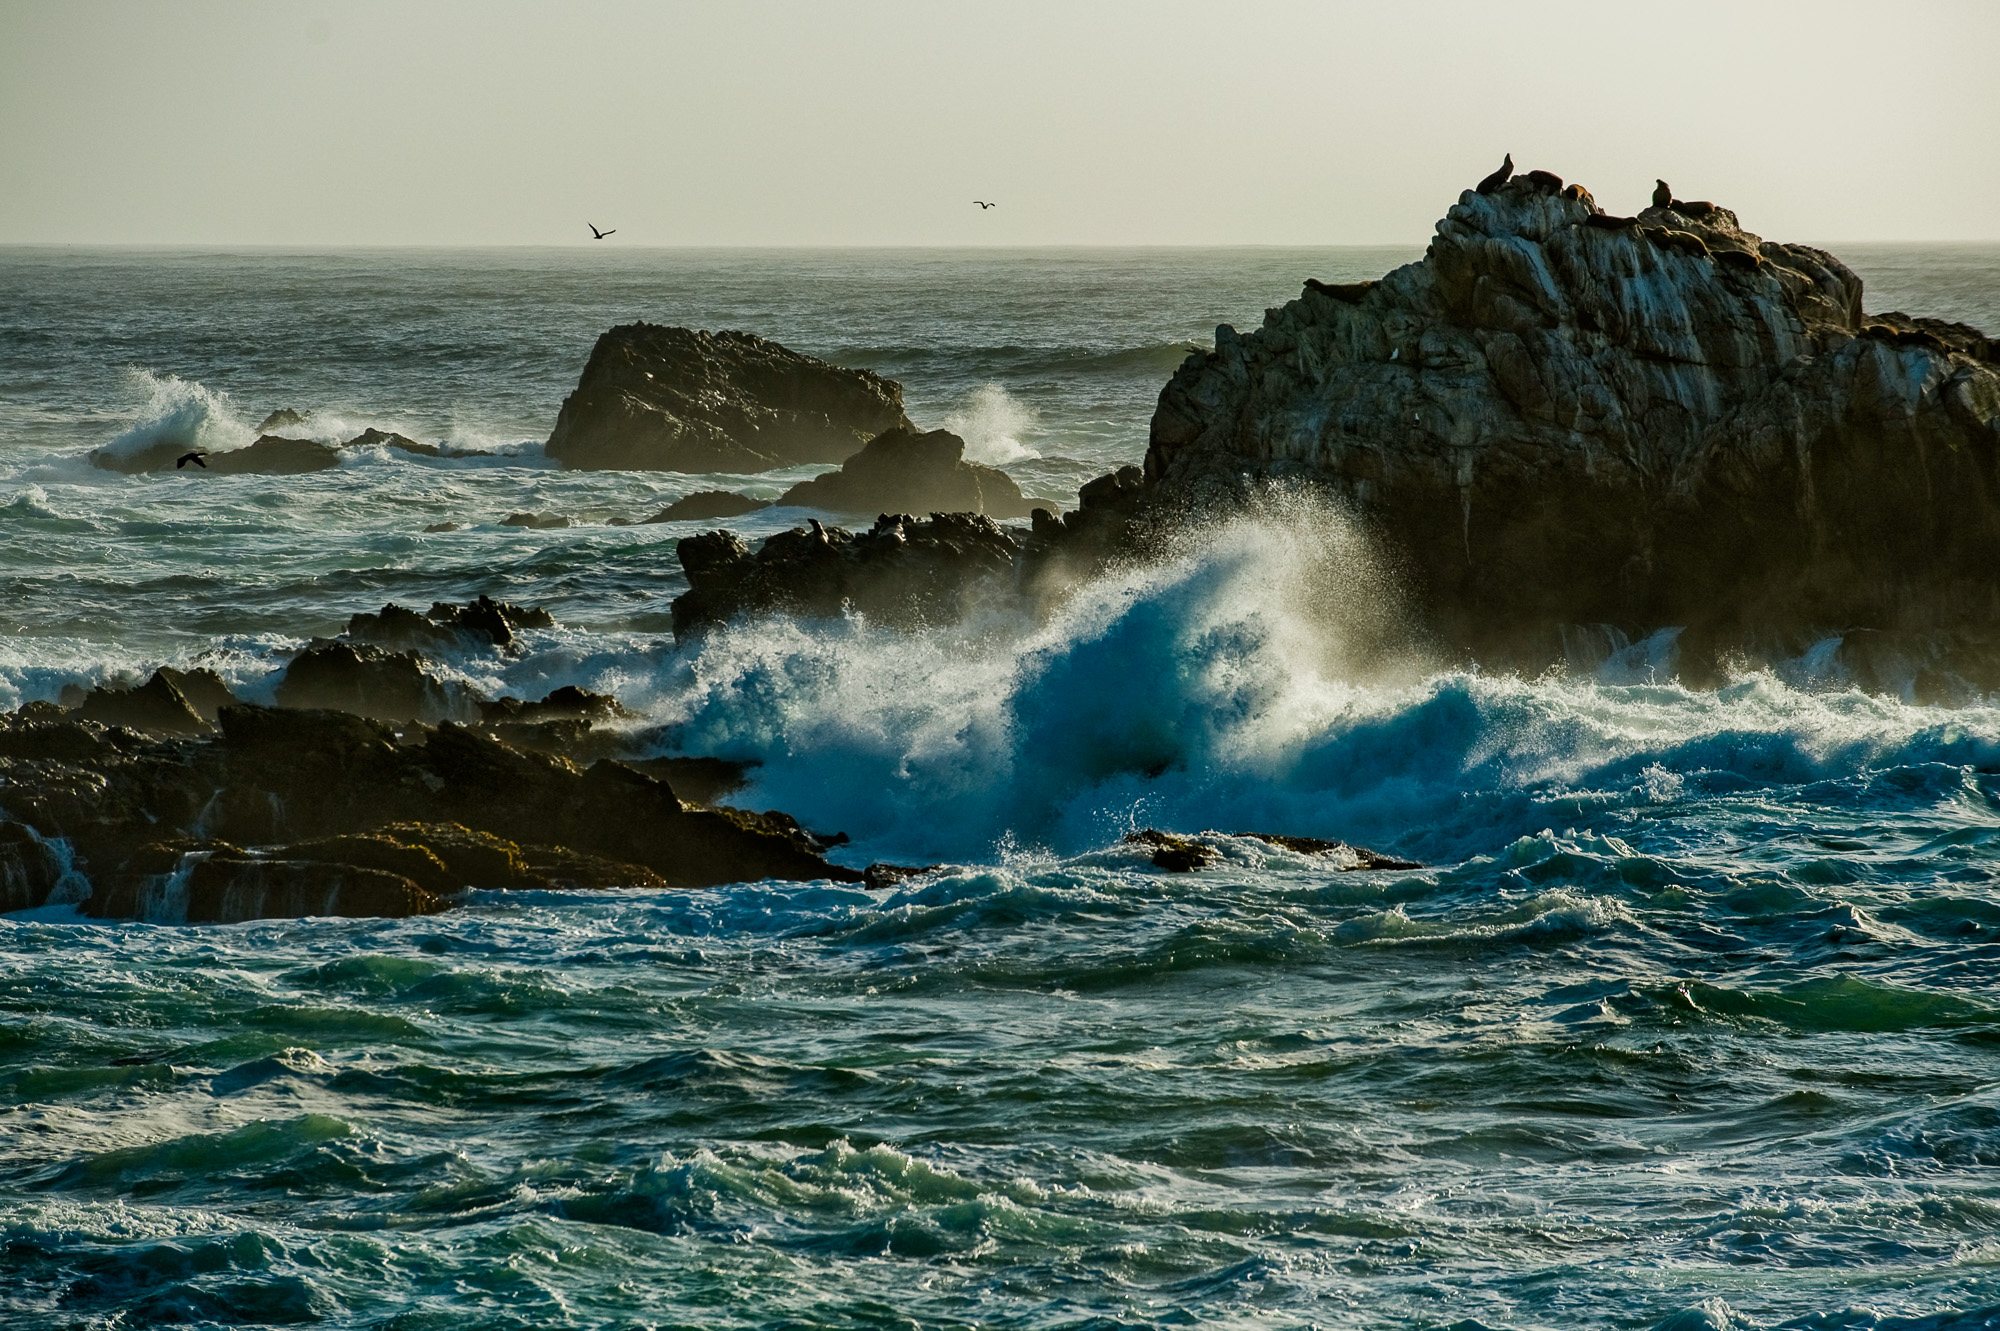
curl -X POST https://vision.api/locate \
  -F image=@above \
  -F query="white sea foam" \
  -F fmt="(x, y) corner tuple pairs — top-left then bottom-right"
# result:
(943, 382), (1040, 465)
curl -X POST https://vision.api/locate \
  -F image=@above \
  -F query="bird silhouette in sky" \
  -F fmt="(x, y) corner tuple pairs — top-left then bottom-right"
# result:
(974, 201), (995, 210)
(175, 451), (207, 469)
(587, 223), (616, 239)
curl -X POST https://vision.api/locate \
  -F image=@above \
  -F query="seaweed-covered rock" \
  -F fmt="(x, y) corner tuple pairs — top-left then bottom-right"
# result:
(775, 427), (1039, 518)
(546, 324), (912, 472)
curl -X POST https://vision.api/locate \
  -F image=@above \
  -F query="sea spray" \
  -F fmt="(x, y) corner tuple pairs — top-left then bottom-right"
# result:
(90, 370), (256, 470)
(943, 382), (1040, 465)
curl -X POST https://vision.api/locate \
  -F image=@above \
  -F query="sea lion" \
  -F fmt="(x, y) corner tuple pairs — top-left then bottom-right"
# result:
(1304, 277), (1375, 304)
(1476, 154), (1513, 194)
(1523, 169), (1564, 194)
(1652, 179), (1673, 209)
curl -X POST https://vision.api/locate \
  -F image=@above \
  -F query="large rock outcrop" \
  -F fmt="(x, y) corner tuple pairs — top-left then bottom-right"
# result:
(775, 426), (1040, 518)
(1145, 170), (2000, 686)
(544, 324), (913, 472)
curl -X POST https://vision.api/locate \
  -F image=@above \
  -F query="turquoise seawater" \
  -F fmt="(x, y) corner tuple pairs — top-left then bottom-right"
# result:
(2, 245), (2000, 1329)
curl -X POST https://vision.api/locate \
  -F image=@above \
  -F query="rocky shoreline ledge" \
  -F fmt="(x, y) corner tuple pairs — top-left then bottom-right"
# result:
(0, 600), (869, 923)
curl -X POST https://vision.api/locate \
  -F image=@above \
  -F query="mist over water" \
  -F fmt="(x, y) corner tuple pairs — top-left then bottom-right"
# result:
(4, 245), (2000, 1329)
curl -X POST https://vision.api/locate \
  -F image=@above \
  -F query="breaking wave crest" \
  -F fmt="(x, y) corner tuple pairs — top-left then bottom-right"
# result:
(645, 498), (2000, 865)
(93, 370), (255, 466)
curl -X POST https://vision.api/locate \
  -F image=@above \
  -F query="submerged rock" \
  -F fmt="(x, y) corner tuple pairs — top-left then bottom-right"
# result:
(203, 434), (342, 474)
(775, 427), (1040, 519)
(1136, 169), (2000, 684)
(501, 511), (571, 529)
(544, 323), (912, 472)
(646, 490), (773, 522)
(672, 512), (1027, 638)
(1125, 829), (1219, 872)
(1126, 829), (1422, 873)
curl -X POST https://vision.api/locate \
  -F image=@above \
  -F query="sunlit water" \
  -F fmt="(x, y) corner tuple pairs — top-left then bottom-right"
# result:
(2, 245), (2000, 1330)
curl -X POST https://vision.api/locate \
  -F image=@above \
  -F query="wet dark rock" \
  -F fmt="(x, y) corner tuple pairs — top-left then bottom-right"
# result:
(1237, 832), (1423, 870)
(1021, 464), (1150, 590)
(205, 707), (853, 887)
(0, 820), (68, 912)
(545, 323), (912, 472)
(862, 862), (941, 890)
(0, 688), (857, 922)
(343, 595), (553, 655)
(479, 686), (628, 726)
(422, 521), (462, 533)
(672, 512), (1026, 638)
(180, 854), (447, 923)
(155, 667), (239, 723)
(205, 435), (342, 474)
(75, 672), (209, 736)
(273, 641), (463, 724)
(342, 426), (438, 456)
(622, 755), (753, 806)
(501, 511), (571, 529)
(256, 408), (308, 433)
(646, 490), (773, 522)
(9, 700), (68, 724)
(1126, 829), (1219, 872)
(775, 427), (1039, 519)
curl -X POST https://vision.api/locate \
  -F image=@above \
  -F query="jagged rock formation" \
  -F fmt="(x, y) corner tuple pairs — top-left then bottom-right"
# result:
(775, 427), (1040, 518)
(1143, 171), (2000, 687)
(544, 324), (912, 472)
(673, 513), (1028, 638)
(0, 702), (864, 921)
(345, 595), (554, 654)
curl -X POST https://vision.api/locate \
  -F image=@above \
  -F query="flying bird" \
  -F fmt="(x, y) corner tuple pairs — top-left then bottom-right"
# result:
(974, 201), (996, 210)
(175, 451), (207, 469)
(587, 223), (616, 239)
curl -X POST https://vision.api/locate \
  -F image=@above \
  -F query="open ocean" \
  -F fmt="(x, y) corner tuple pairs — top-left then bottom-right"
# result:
(4, 243), (2000, 1330)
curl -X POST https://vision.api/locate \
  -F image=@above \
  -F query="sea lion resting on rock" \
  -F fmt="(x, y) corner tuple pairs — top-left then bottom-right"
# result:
(1476, 153), (1513, 194)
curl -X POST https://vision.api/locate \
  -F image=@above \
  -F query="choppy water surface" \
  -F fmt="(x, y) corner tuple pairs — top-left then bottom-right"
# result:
(3, 245), (2000, 1329)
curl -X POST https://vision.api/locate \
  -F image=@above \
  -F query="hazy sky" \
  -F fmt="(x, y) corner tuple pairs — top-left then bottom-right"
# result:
(3, 0), (1996, 247)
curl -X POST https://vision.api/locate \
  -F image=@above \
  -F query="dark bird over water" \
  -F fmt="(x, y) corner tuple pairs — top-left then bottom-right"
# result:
(587, 223), (616, 239)
(175, 451), (207, 469)
(974, 201), (996, 209)
(1653, 180), (1673, 209)
(1476, 153), (1513, 194)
